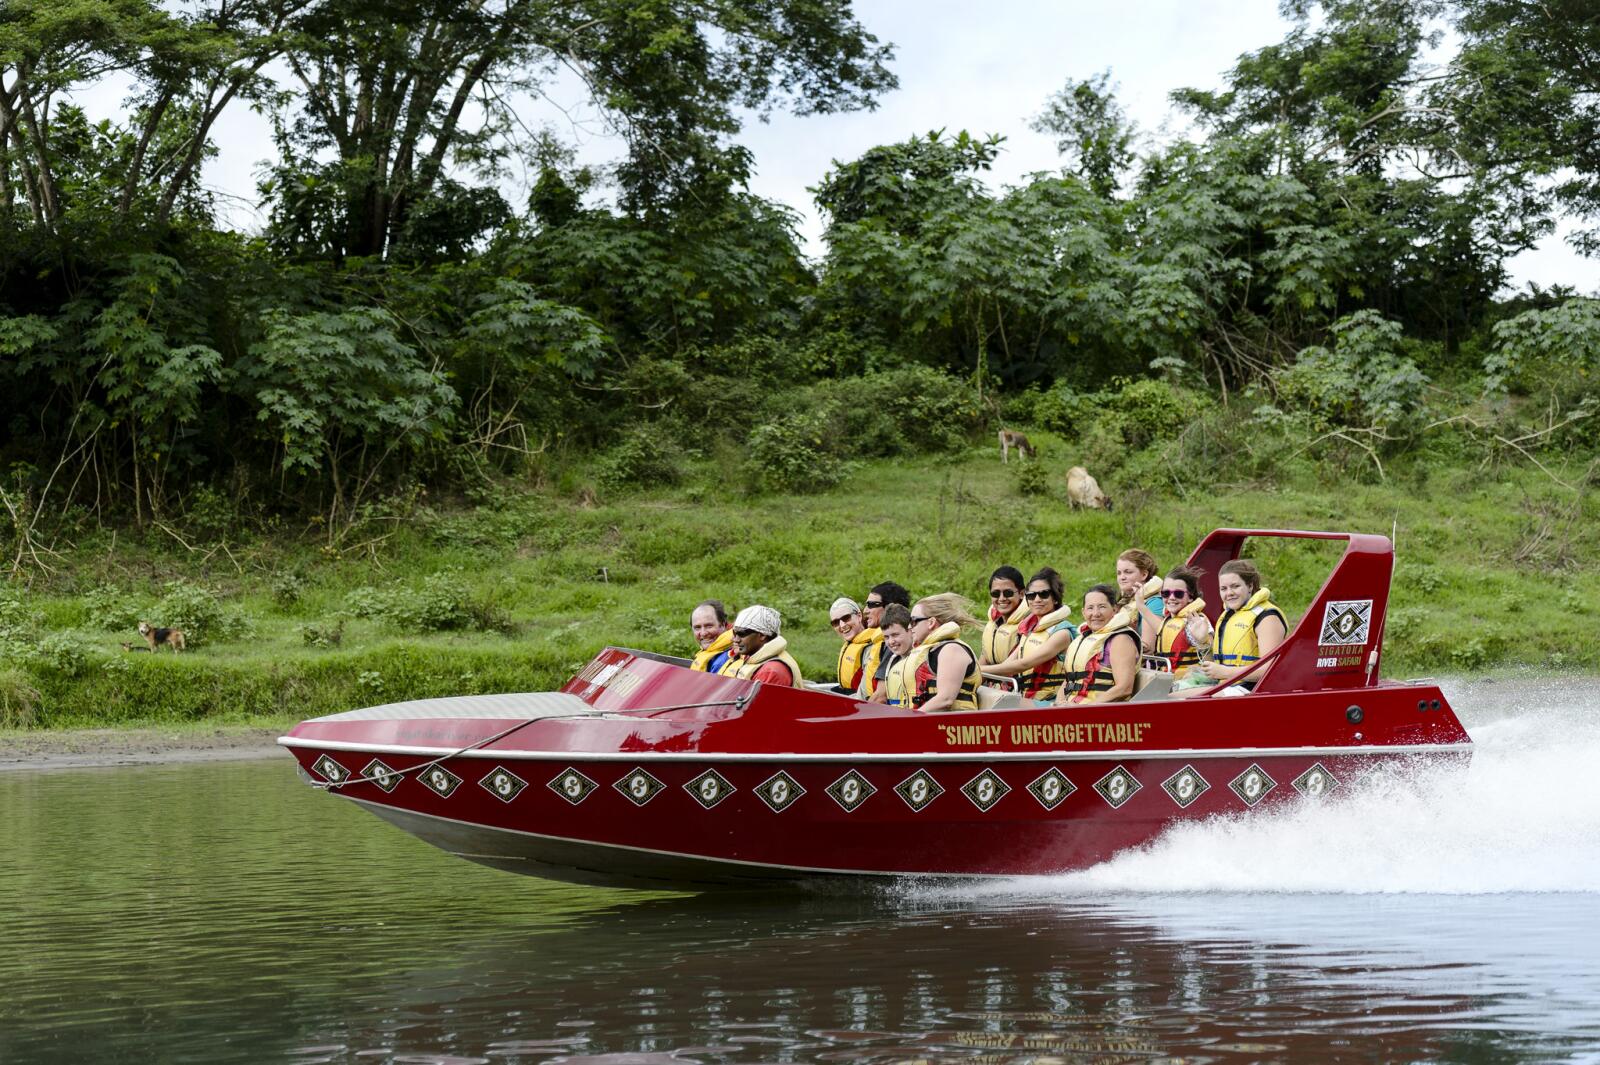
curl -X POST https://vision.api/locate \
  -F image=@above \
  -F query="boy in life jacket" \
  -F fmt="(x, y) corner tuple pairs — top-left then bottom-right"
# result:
(877, 604), (917, 706)
(689, 599), (734, 673)
(717, 605), (804, 686)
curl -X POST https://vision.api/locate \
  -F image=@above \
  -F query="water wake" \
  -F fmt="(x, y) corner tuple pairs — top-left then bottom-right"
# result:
(994, 677), (1600, 896)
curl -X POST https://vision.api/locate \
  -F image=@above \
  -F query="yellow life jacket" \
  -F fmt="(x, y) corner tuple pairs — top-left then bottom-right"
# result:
(858, 627), (886, 696)
(911, 622), (979, 712)
(690, 629), (733, 672)
(884, 645), (922, 707)
(1215, 588), (1286, 668)
(979, 602), (1030, 666)
(1154, 598), (1207, 678)
(1063, 620), (1140, 702)
(1009, 605), (1075, 701)
(718, 635), (804, 686)
(836, 628), (880, 692)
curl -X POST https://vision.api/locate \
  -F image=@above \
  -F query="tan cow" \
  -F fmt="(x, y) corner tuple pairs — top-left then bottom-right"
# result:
(1066, 466), (1111, 511)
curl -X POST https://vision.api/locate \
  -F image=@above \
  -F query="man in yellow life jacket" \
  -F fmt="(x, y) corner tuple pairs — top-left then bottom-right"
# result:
(716, 605), (803, 686)
(829, 597), (880, 695)
(877, 604), (917, 706)
(860, 581), (911, 702)
(689, 599), (734, 673)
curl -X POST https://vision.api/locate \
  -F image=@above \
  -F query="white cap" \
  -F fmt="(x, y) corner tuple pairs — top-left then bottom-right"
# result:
(733, 605), (781, 636)
(829, 597), (861, 622)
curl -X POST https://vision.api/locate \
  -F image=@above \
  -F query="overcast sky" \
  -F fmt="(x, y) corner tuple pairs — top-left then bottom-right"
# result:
(91, 0), (1597, 292)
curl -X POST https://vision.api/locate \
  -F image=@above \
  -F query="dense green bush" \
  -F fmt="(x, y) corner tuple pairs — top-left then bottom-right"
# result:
(153, 580), (252, 646)
(745, 407), (850, 493)
(596, 424), (687, 489)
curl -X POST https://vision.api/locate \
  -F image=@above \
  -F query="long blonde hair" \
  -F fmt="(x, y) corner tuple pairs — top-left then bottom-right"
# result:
(916, 593), (980, 629)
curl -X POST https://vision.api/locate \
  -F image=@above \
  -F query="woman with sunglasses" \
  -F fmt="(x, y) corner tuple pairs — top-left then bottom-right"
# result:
(1058, 583), (1140, 704)
(979, 565), (1029, 667)
(905, 594), (982, 712)
(1145, 566), (1208, 678)
(982, 567), (1077, 702)
(829, 597), (878, 694)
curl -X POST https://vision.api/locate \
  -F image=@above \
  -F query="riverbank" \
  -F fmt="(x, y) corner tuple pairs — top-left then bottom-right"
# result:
(0, 724), (286, 772)
(2, 446), (1596, 730)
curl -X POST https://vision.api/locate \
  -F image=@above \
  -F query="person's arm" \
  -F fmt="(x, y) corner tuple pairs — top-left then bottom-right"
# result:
(1100, 633), (1139, 702)
(751, 660), (794, 687)
(1139, 610), (1161, 651)
(918, 647), (974, 713)
(985, 629), (1072, 675)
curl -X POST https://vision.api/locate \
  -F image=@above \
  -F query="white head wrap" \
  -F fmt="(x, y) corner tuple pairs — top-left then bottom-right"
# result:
(829, 597), (861, 622)
(733, 605), (781, 637)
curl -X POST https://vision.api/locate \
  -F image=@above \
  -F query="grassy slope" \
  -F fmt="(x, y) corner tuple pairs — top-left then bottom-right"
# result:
(8, 441), (1597, 729)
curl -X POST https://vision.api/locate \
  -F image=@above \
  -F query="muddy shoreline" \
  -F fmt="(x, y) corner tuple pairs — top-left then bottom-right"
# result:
(0, 727), (285, 772)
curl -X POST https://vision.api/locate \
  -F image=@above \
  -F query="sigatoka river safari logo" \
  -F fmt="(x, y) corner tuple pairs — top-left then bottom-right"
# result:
(1316, 598), (1373, 670)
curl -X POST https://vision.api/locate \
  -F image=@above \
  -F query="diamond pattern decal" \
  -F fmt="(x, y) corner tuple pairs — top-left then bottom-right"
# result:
(418, 764), (462, 798)
(961, 769), (1011, 812)
(826, 770), (876, 812)
(1093, 765), (1142, 809)
(614, 767), (666, 807)
(1027, 767), (1077, 810)
(548, 767), (598, 805)
(895, 769), (944, 812)
(1161, 764), (1210, 809)
(753, 771), (805, 812)
(685, 768), (735, 809)
(1319, 599), (1373, 645)
(311, 754), (348, 785)
(362, 758), (401, 793)
(1229, 763), (1277, 807)
(1292, 762), (1340, 798)
(479, 766), (528, 804)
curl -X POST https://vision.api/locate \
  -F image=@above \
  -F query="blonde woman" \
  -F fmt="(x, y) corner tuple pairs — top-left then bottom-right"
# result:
(906, 593), (981, 713)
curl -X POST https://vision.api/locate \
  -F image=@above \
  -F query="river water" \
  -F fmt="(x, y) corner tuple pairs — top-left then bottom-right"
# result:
(2, 679), (1598, 1064)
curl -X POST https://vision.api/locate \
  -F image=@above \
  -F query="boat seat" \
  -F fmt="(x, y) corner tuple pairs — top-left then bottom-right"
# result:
(977, 686), (1038, 711)
(1130, 669), (1175, 702)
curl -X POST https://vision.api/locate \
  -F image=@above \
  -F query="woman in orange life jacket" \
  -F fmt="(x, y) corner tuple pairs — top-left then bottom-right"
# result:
(906, 594), (982, 713)
(1143, 566), (1208, 678)
(978, 565), (1028, 667)
(1116, 548), (1165, 649)
(980, 567), (1077, 701)
(1058, 583), (1141, 705)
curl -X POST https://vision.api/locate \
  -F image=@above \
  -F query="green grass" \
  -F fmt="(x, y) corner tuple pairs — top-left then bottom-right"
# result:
(6, 443), (1597, 728)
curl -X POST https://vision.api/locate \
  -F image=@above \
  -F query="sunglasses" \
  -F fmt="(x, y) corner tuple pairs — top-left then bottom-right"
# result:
(865, 600), (884, 609)
(830, 615), (856, 627)
(1161, 589), (1190, 599)
(1024, 590), (1054, 600)
(990, 587), (1018, 598)
(733, 628), (760, 638)
(908, 615), (930, 624)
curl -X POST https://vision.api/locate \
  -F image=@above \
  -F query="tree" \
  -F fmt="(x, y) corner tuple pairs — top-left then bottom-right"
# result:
(263, 0), (897, 260)
(1031, 71), (1135, 198)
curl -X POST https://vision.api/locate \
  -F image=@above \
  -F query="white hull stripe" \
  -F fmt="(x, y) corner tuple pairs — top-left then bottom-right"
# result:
(282, 737), (1469, 762)
(348, 798), (1012, 880)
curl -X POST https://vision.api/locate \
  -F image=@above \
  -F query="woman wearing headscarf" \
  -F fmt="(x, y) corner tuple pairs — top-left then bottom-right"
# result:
(829, 596), (878, 694)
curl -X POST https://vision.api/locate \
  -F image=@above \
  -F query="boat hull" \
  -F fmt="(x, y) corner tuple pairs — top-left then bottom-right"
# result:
(289, 745), (1464, 888)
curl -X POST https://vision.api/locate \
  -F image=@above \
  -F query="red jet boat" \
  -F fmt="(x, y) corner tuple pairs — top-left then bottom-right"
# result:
(280, 529), (1471, 887)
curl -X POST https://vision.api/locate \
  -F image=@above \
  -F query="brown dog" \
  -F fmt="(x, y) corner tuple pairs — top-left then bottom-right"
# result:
(998, 429), (1036, 463)
(137, 621), (186, 653)
(1066, 466), (1112, 510)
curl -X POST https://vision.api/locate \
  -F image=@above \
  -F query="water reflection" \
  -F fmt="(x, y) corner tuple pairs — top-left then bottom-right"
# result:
(0, 708), (1597, 1062)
